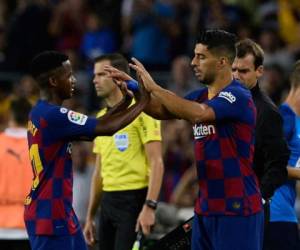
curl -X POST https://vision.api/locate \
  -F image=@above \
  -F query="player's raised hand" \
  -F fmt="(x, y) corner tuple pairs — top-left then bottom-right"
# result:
(104, 65), (132, 82)
(129, 57), (161, 93)
(104, 64), (149, 104)
(103, 81), (134, 117)
(135, 72), (150, 104)
(104, 65), (139, 93)
(118, 81), (134, 99)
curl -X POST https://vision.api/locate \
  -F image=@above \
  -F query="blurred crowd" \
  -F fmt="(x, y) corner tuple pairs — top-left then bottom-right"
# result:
(1, 0), (300, 108)
(1, 0), (300, 239)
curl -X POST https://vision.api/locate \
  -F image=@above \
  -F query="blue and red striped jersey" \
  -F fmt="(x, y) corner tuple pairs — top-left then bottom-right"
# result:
(24, 100), (97, 235)
(185, 80), (262, 216)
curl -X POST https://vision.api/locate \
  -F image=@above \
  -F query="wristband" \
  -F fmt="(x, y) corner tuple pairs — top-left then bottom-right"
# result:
(125, 79), (139, 92)
(145, 199), (158, 210)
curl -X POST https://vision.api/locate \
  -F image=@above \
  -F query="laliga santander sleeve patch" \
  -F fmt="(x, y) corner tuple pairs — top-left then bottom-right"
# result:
(67, 110), (88, 125)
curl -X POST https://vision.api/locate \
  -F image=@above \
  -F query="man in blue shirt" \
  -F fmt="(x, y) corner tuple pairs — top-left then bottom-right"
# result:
(265, 61), (300, 250)
(106, 29), (264, 250)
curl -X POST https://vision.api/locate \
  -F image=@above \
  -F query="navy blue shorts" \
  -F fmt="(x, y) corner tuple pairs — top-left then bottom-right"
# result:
(192, 211), (264, 250)
(28, 229), (88, 250)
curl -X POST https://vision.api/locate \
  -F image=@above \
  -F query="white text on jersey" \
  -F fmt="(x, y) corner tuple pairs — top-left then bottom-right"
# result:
(193, 124), (216, 139)
(218, 91), (236, 103)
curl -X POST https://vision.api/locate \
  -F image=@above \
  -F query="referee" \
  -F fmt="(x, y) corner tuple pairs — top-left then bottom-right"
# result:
(84, 54), (164, 250)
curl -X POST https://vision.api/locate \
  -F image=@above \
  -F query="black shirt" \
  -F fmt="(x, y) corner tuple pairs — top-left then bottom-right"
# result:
(251, 83), (289, 199)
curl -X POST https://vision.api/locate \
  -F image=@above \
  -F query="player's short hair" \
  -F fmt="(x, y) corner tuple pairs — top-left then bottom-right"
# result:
(290, 60), (300, 88)
(10, 97), (32, 125)
(94, 53), (130, 74)
(235, 39), (264, 69)
(197, 29), (237, 64)
(30, 51), (69, 88)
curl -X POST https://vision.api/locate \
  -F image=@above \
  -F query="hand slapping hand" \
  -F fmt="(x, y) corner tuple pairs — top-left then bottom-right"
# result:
(129, 57), (161, 93)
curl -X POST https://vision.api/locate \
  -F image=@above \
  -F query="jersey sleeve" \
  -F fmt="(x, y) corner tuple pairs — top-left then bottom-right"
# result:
(279, 104), (295, 141)
(46, 107), (97, 141)
(184, 89), (204, 101)
(207, 87), (254, 124)
(136, 112), (161, 144)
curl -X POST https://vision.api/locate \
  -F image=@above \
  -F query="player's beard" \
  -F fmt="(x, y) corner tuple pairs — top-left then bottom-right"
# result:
(201, 71), (216, 86)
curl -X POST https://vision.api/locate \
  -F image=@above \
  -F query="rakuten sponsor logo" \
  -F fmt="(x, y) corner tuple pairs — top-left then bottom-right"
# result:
(193, 124), (216, 139)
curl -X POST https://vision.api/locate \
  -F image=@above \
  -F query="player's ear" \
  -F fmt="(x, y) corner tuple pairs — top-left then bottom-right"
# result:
(49, 76), (57, 87)
(256, 65), (264, 78)
(217, 57), (227, 69)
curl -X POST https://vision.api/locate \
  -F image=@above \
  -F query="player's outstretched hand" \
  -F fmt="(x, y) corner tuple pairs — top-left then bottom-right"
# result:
(104, 65), (137, 95)
(104, 64), (150, 104)
(118, 81), (134, 100)
(104, 65), (132, 82)
(135, 72), (150, 104)
(104, 81), (133, 117)
(129, 57), (161, 93)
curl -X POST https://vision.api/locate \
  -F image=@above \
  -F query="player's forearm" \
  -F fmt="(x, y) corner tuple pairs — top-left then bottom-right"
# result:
(103, 95), (132, 117)
(95, 99), (148, 136)
(86, 167), (102, 220)
(170, 166), (196, 205)
(170, 180), (189, 206)
(287, 166), (300, 180)
(146, 153), (164, 201)
(143, 140), (164, 203)
(151, 87), (214, 123)
(147, 162), (164, 201)
(143, 94), (177, 120)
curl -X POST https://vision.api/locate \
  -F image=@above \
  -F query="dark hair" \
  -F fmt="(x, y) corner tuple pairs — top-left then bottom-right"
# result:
(94, 53), (130, 74)
(235, 39), (264, 69)
(10, 97), (32, 125)
(197, 29), (237, 64)
(290, 60), (300, 88)
(30, 51), (69, 78)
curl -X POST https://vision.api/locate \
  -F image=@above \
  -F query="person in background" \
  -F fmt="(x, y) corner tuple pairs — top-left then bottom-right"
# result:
(72, 142), (94, 227)
(265, 60), (300, 250)
(167, 56), (198, 96)
(232, 39), (289, 235)
(0, 97), (32, 250)
(83, 53), (164, 250)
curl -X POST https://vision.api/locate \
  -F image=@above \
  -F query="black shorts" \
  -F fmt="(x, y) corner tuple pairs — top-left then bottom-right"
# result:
(264, 221), (300, 250)
(0, 240), (31, 250)
(98, 188), (147, 250)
